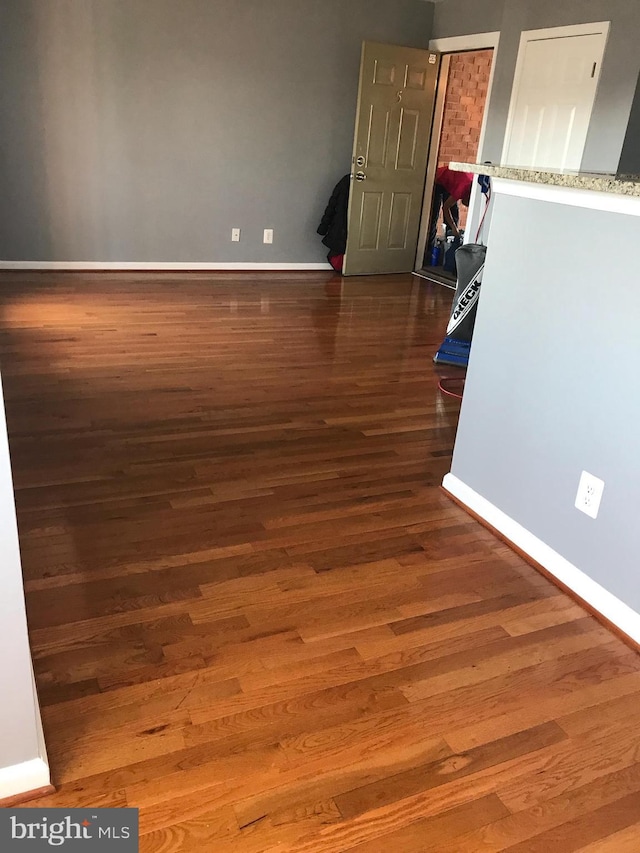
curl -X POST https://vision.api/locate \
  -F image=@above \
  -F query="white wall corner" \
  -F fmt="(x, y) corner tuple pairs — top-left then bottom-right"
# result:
(32, 666), (49, 770)
(0, 671), (49, 802)
(442, 473), (640, 645)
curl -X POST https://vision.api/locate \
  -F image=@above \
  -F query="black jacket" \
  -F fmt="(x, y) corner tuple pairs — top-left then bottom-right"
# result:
(317, 175), (350, 254)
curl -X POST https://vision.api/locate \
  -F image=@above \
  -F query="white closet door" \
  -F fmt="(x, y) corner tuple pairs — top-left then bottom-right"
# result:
(503, 29), (607, 170)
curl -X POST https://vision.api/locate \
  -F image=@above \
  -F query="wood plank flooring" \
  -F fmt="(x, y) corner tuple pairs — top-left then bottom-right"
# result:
(1, 271), (639, 851)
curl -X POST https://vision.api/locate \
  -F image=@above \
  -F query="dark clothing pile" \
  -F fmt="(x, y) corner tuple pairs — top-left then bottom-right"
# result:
(317, 175), (350, 256)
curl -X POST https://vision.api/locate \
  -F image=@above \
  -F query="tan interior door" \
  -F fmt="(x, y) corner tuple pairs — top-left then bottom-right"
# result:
(343, 42), (440, 277)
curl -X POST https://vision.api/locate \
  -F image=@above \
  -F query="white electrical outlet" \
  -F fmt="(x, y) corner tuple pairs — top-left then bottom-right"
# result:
(231, 228), (241, 242)
(575, 470), (605, 519)
(263, 229), (274, 244)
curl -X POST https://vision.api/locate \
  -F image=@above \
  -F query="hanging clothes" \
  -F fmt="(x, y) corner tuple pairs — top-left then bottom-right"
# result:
(317, 175), (350, 264)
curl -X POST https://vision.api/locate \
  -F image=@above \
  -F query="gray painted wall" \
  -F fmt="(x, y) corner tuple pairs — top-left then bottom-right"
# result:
(451, 190), (640, 611)
(432, 0), (505, 39)
(432, 0), (640, 174)
(0, 373), (43, 771)
(0, 0), (434, 263)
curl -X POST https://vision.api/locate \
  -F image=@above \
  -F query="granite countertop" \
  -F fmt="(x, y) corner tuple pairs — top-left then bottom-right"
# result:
(449, 161), (640, 197)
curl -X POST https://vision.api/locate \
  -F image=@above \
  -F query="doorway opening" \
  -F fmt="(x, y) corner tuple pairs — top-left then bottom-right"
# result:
(416, 47), (495, 288)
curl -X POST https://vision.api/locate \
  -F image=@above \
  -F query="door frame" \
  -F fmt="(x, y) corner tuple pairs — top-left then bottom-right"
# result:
(500, 21), (610, 168)
(415, 31), (501, 268)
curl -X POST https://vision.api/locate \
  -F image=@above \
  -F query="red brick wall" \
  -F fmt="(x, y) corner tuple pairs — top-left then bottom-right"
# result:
(438, 49), (493, 169)
(435, 49), (493, 233)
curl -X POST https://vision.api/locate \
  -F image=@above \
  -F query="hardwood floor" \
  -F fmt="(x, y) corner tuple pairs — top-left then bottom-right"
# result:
(1, 271), (639, 851)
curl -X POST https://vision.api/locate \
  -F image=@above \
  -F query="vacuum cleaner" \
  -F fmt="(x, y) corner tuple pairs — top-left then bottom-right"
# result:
(433, 242), (487, 368)
(434, 172), (492, 369)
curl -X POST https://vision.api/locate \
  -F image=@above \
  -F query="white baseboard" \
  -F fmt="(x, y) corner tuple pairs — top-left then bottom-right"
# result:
(442, 473), (640, 645)
(0, 758), (50, 801)
(0, 262), (330, 271)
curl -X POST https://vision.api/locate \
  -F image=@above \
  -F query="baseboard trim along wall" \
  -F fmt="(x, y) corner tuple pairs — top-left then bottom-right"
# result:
(0, 262), (331, 271)
(442, 473), (640, 647)
(0, 758), (51, 803)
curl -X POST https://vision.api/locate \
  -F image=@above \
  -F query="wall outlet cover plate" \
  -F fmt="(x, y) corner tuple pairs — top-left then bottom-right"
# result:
(575, 470), (605, 519)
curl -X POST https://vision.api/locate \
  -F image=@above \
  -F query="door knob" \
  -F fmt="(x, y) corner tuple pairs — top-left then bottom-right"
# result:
(355, 171), (367, 182)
